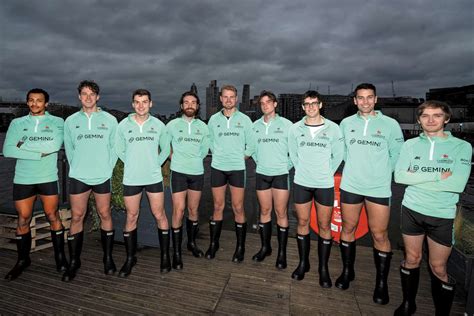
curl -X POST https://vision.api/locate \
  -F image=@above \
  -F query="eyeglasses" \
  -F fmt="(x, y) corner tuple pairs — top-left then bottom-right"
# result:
(302, 101), (321, 108)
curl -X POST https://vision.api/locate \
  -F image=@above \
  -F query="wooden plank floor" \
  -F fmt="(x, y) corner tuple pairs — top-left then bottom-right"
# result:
(0, 230), (467, 315)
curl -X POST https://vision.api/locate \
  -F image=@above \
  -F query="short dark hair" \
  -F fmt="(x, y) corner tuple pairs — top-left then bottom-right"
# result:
(354, 83), (376, 96)
(417, 100), (452, 121)
(258, 90), (277, 104)
(132, 89), (151, 101)
(302, 90), (321, 104)
(26, 88), (49, 103)
(180, 91), (200, 117)
(77, 80), (100, 95)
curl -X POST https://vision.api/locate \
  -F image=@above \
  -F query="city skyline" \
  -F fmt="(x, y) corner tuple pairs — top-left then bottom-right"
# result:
(1, 1), (473, 115)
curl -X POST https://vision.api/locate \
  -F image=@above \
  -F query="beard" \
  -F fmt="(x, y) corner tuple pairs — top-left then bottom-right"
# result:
(184, 108), (196, 117)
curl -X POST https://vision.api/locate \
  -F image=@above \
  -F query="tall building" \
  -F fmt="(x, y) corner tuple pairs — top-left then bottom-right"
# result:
(190, 82), (198, 95)
(278, 94), (304, 122)
(206, 80), (220, 120)
(241, 84), (250, 112)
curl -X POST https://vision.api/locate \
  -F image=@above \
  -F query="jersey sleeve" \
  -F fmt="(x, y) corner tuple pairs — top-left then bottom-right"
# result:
(415, 142), (472, 193)
(200, 125), (210, 160)
(114, 124), (126, 163)
(388, 121), (404, 171)
(63, 119), (75, 164)
(158, 125), (171, 166)
(394, 141), (438, 185)
(208, 116), (215, 154)
(108, 118), (119, 169)
(331, 124), (344, 174)
(2, 120), (41, 160)
(288, 125), (298, 170)
(244, 117), (255, 157)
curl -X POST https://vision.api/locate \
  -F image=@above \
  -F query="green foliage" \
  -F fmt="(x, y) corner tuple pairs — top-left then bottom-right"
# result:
(111, 160), (125, 210)
(454, 209), (474, 255)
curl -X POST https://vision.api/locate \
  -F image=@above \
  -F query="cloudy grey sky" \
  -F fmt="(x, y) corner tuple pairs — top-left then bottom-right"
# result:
(1, 0), (473, 115)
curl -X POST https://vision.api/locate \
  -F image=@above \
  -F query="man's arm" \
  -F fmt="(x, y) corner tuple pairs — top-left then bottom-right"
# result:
(331, 125), (344, 174)
(388, 122), (405, 171)
(3, 121), (41, 160)
(415, 142), (472, 193)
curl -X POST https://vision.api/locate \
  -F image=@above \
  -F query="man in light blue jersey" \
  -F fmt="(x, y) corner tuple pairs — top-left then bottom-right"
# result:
(337, 83), (404, 305)
(62, 80), (118, 281)
(251, 90), (292, 269)
(288, 90), (344, 284)
(394, 101), (472, 315)
(115, 89), (171, 276)
(167, 91), (209, 269)
(3, 88), (67, 280)
(206, 84), (255, 262)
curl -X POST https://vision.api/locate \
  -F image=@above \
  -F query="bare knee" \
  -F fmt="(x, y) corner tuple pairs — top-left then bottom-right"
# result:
(371, 230), (389, 245)
(405, 251), (422, 267)
(318, 220), (331, 235)
(429, 261), (447, 280)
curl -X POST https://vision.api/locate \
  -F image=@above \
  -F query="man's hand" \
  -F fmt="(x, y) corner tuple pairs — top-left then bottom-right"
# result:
(441, 171), (452, 180)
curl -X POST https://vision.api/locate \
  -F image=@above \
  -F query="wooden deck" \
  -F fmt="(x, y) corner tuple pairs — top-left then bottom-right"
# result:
(0, 230), (467, 315)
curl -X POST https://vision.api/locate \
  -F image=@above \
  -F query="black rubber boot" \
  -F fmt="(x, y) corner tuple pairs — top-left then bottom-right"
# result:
(252, 221), (272, 262)
(291, 234), (310, 281)
(172, 227), (183, 270)
(394, 266), (420, 316)
(5, 232), (32, 281)
(205, 220), (223, 260)
(51, 229), (69, 272)
(373, 248), (392, 305)
(232, 222), (247, 263)
(101, 229), (117, 275)
(430, 271), (456, 316)
(335, 240), (356, 290)
(275, 225), (288, 269)
(118, 229), (137, 278)
(186, 218), (204, 258)
(62, 231), (84, 282)
(158, 228), (171, 273)
(318, 236), (332, 288)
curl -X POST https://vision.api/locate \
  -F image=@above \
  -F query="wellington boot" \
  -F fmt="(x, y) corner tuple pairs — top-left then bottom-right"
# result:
(394, 266), (419, 316)
(205, 220), (222, 259)
(318, 236), (332, 288)
(291, 234), (310, 281)
(172, 227), (183, 270)
(5, 232), (32, 281)
(186, 218), (204, 258)
(252, 221), (272, 262)
(335, 240), (356, 290)
(158, 228), (171, 273)
(373, 248), (392, 305)
(232, 222), (247, 263)
(275, 225), (288, 269)
(118, 229), (137, 278)
(431, 271), (456, 316)
(51, 229), (69, 272)
(101, 229), (117, 275)
(62, 231), (84, 282)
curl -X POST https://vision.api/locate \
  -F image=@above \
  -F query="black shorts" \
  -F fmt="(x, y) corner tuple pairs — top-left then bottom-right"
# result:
(13, 181), (59, 201)
(340, 189), (390, 206)
(401, 205), (454, 247)
(293, 183), (334, 206)
(69, 178), (111, 195)
(211, 168), (245, 188)
(171, 171), (204, 193)
(256, 173), (289, 190)
(123, 182), (164, 196)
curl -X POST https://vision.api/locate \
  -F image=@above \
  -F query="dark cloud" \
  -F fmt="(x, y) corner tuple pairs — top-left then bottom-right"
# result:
(1, 0), (473, 114)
